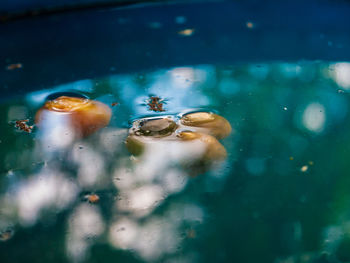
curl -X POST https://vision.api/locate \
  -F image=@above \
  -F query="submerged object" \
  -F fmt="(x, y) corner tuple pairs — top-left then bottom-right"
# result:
(35, 96), (111, 137)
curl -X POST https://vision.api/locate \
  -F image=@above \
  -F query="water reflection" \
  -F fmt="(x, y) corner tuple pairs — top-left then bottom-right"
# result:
(302, 102), (326, 133)
(67, 204), (105, 262)
(331, 62), (350, 90)
(2, 62), (350, 262)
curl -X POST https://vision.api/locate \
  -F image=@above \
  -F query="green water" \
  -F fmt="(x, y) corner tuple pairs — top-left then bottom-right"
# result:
(1, 62), (350, 263)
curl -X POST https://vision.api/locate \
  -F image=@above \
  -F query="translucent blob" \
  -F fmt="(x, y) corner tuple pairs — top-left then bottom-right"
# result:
(302, 102), (326, 133)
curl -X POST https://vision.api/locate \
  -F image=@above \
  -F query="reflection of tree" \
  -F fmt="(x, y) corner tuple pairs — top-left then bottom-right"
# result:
(1, 62), (350, 262)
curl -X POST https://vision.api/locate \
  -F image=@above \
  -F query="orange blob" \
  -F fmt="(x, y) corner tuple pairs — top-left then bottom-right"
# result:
(35, 96), (111, 137)
(180, 112), (232, 139)
(86, 194), (100, 204)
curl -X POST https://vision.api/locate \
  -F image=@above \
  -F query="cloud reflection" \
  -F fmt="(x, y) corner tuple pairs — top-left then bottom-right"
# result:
(332, 62), (350, 90)
(16, 168), (78, 226)
(302, 102), (326, 133)
(66, 204), (105, 262)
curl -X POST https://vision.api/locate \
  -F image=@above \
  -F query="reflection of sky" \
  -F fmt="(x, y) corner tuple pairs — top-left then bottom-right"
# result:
(150, 66), (213, 112)
(15, 168), (78, 226)
(37, 110), (76, 150)
(302, 102), (326, 133)
(67, 204), (105, 262)
(113, 66), (214, 116)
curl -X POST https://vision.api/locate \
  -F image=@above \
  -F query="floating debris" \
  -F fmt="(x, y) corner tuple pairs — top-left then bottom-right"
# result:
(308, 161), (314, 166)
(85, 194), (100, 204)
(146, 96), (166, 112)
(6, 63), (22, 70)
(178, 28), (195, 36)
(283, 107), (288, 111)
(111, 102), (119, 107)
(15, 119), (33, 133)
(289, 156), (294, 161)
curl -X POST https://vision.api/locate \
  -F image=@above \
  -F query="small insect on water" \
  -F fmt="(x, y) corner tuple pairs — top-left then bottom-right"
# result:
(146, 96), (166, 112)
(15, 119), (34, 133)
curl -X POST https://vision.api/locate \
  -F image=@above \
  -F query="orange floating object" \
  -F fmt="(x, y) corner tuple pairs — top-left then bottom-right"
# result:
(86, 194), (100, 204)
(35, 96), (111, 137)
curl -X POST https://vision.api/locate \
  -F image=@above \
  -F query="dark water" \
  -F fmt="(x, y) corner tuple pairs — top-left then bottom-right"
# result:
(1, 62), (350, 263)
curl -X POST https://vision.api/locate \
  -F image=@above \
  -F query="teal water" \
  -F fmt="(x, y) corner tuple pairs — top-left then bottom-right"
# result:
(1, 62), (350, 262)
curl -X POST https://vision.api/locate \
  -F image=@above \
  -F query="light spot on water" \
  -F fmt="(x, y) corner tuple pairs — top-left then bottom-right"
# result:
(178, 28), (194, 36)
(302, 102), (326, 133)
(332, 62), (350, 90)
(300, 165), (308, 172)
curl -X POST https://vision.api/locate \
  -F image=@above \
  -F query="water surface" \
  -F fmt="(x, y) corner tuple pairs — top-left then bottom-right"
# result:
(1, 62), (350, 263)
